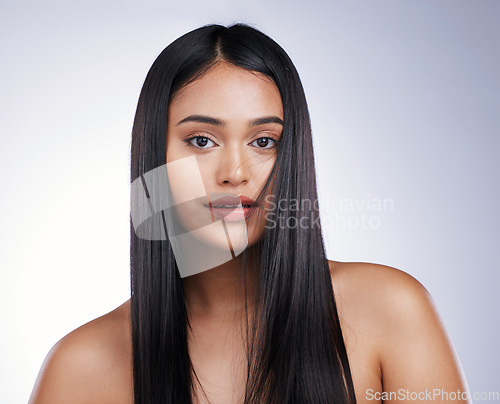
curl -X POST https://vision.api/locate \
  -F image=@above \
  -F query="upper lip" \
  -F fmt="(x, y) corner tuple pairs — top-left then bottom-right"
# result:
(207, 194), (257, 207)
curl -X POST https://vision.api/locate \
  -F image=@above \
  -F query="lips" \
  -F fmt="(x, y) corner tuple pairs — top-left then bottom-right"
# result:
(204, 194), (257, 221)
(209, 194), (256, 208)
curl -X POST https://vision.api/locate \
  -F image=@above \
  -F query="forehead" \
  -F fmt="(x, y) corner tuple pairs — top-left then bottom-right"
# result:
(168, 63), (283, 121)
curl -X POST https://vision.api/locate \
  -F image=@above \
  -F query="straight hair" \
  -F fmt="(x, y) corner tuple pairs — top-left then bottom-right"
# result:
(130, 23), (356, 403)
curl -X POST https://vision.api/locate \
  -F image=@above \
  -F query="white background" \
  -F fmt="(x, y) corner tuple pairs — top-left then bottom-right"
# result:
(1, 0), (498, 402)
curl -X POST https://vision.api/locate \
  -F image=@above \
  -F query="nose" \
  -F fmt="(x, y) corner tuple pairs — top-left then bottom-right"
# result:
(216, 145), (250, 187)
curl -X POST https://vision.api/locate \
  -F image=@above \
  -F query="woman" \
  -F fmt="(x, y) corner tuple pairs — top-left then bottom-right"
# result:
(29, 23), (469, 403)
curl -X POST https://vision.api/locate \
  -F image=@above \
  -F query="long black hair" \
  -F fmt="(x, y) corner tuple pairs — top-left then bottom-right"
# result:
(130, 23), (356, 403)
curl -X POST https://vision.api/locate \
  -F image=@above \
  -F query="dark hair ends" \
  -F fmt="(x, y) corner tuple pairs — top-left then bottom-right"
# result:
(130, 23), (356, 403)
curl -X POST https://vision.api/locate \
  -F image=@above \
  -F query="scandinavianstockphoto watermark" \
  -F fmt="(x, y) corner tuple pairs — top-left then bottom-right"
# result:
(130, 158), (394, 277)
(366, 388), (500, 401)
(264, 194), (394, 230)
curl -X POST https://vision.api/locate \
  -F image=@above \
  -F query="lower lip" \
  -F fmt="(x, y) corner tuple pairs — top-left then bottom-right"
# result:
(204, 205), (257, 221)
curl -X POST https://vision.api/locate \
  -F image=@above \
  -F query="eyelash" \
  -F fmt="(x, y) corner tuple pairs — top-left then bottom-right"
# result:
(183, 135), (280, 151)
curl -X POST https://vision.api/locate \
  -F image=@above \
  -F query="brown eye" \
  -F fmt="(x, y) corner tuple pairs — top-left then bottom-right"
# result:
(195, 137), (208, 147)
(251, 137), (277, 149)
(183, 135), (217, 149)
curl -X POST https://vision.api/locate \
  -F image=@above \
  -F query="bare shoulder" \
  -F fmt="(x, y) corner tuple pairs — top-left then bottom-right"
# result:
(327, 260), (431, 319)
(29, 300), (133, 404)
(327, 259), (443, 352)
(328, 260), (470, 401)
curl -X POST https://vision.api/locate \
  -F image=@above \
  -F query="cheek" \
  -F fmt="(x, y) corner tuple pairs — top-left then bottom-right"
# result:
(191, 159), (215, 191)
(251, 156), (276, 187)
(166, 155), (206, 206)
(166, 137), (187, 164)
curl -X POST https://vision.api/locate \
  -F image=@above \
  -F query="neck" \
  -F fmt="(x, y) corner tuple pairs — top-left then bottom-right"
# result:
(182, 248), (259, 321)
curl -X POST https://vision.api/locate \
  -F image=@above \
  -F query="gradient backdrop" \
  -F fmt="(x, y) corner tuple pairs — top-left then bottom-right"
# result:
(1, 0), (499, 402)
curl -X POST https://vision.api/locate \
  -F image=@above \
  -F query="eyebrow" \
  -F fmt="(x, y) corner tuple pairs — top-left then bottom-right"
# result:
(176, 114), (284, 127)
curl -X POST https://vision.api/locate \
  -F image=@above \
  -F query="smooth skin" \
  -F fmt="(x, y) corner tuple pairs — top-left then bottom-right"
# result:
(29, 63), (470, 404)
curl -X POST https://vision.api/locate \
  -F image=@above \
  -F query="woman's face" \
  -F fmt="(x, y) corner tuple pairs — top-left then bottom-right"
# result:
(165, 62), (283, 256)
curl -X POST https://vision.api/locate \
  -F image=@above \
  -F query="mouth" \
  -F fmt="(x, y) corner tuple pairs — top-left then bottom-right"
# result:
(203, 194), (258, 221)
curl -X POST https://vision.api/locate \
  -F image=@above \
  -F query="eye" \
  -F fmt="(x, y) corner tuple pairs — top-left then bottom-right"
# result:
(183, 135), (217, 149)
(250, 137), (278, 149)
